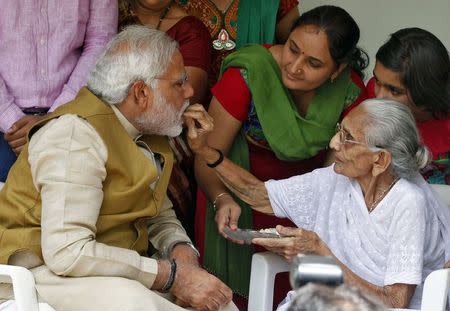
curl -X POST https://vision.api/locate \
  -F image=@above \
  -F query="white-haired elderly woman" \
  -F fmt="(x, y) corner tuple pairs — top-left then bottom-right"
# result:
(183, 99), (450, 309)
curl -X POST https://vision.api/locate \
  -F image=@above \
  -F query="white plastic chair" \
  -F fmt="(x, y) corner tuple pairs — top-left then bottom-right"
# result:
(248, 252), (449, 311)
(431, 184), (450, 208)
(248, 252), (291, 311)
(420, 268), (450, 311)
(0, 265), (55, 311)
(248, 185), (450, 311)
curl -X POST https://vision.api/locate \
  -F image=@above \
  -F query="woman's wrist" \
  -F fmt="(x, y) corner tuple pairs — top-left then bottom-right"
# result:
(200, 147), (224, 168)
(206, 148), (224, 168)
(213, 192), (231, 211)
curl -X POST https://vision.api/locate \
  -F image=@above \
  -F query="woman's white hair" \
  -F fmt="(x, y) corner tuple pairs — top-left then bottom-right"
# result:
(87, 25), (178, 105)
(361, 98), (430, 180)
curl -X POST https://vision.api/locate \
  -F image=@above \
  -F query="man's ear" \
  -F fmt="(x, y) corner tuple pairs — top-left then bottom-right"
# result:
(331, 63), (348, 81)
(131, 80), (153, 112)
(372, 150), (392, 177)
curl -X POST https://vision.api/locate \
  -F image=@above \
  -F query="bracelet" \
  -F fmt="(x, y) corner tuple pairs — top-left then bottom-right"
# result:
(213, 192), (231, 211)
(161, 259), (177, 292)
(206, 148), (224, 168)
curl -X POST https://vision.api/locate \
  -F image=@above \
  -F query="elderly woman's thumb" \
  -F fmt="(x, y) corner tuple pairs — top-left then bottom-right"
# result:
(276, 225), (300, 237)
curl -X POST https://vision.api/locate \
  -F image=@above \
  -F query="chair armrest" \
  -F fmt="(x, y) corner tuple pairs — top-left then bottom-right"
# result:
(421, 268), (450, 311)
(0, 264), (40, 311)
(248, 252), (291, 311)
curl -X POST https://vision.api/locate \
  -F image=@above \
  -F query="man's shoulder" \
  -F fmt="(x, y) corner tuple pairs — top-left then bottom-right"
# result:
(52, 88), (114, 118)
(29, 114), (101, 152)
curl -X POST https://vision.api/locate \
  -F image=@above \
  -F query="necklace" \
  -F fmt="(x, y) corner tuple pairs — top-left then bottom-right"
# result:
(211, 0), (236, 50)
(368, 177), (399, 213)
(131, 1), (173, 30)
(156, 1), (173, 30)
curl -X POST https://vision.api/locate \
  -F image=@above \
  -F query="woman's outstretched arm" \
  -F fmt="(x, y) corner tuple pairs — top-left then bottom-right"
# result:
(184, 104), (274, 215)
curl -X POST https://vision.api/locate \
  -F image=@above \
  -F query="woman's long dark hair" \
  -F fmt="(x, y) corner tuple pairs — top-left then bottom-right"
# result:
(376, 28), (450, 118)
(291, 5), (369, 79)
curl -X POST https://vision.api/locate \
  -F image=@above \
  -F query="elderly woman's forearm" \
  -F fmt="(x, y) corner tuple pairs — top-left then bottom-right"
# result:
(317, 244), (414, 308)
(198, 146), (273, 214)
(331, 255), (415, 308)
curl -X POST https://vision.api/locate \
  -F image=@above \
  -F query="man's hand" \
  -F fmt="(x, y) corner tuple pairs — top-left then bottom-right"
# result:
(4, 115), (46, 154)
(183, 104), (214, 155)
(171, 263), (233, 311)
(170, 243), (199, 266)
(252, 225), (330, 261)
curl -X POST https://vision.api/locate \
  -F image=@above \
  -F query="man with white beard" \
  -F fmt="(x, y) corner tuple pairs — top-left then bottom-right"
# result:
(0, 26), (236, 311)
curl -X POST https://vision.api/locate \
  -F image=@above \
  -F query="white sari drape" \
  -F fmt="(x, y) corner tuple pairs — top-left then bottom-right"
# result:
(265, 165), (450, 310)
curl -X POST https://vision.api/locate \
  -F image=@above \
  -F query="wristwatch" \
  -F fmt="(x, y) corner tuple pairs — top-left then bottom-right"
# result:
(169, 241), (200, 258)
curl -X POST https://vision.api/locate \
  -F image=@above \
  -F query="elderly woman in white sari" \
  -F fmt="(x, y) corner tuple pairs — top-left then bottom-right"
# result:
(183, 99), (450, 310)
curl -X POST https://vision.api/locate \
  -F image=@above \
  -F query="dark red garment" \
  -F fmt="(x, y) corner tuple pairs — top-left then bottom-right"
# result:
(366, 77), (450, 160)
(166, 16), (212, 75)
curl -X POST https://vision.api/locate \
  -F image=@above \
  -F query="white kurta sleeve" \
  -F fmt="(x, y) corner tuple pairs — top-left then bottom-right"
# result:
(383, 190), (426, 285)
(28, 115), (158, 288)
(264, 166), (336, 230)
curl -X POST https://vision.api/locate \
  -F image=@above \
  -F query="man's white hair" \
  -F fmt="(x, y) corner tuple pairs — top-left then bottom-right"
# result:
(87, 25), (179, 105)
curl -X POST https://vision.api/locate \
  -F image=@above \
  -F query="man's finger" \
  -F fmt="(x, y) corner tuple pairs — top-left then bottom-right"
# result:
(4, 128), (25, 142)
(218, 281), (233, 303)
(8, 137), (27, 149)
(13, 146), (23, 155)
(9, 118), (29, 132)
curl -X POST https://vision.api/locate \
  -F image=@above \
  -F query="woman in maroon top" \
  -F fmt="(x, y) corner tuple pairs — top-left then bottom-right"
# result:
(119, 0), (212, 235)
(119, 0), (211, 106)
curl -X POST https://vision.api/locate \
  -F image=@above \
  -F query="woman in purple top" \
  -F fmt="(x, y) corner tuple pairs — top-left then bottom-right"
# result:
(0, 0), (117, 182)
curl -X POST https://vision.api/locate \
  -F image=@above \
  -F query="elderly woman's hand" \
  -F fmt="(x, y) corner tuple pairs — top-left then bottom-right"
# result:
(183, 104), (214, 155)
(252, 225), (330, 261)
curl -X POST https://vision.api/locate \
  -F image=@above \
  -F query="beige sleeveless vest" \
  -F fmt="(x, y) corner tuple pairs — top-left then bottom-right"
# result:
(0, 87), (173, 264)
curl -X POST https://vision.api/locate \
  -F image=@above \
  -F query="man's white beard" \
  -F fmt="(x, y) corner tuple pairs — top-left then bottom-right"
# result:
(135, 91), (189, 137)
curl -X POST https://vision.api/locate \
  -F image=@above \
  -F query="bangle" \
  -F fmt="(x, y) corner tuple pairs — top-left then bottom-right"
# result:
(161, 259), (177, 292)
(213, 192), (231, 211)
(206, 148), (224, 168)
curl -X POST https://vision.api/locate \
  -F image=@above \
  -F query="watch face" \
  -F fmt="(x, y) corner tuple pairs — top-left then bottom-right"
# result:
(223, 227), (280, 244)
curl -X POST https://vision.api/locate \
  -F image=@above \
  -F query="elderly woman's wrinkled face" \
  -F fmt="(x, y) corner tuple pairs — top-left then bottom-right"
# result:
(280, 25), (338, 92)
(329, 107), (377, 179)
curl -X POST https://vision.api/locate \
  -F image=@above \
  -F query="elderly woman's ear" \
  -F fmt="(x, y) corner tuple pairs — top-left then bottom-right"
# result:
(371, 150), (392, 177)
